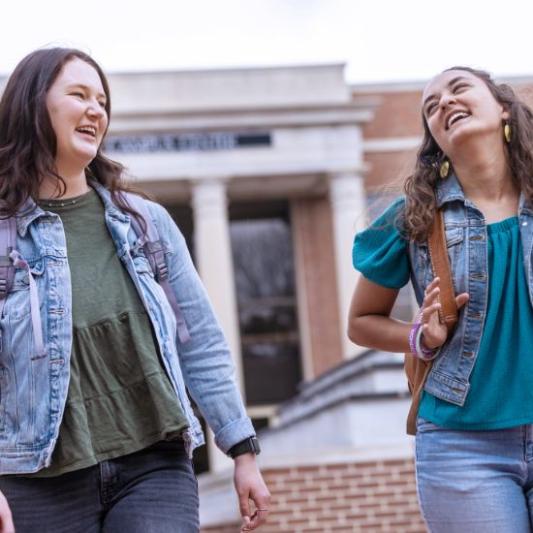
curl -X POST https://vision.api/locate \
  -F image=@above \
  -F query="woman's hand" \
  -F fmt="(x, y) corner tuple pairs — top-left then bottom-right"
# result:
(0, 490), (14, 533)
(233, 454), (271, 531)
(419, 277), (469, 350)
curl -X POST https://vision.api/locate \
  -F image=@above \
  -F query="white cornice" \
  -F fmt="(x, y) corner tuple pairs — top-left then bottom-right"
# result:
(109, 62), (347, 77)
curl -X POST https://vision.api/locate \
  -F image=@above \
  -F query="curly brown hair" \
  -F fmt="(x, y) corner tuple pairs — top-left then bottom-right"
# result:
(403, 66), (533, 241)
(0, 47), (147, 220)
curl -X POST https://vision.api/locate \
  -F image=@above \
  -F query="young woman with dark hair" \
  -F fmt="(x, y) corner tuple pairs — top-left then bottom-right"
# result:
(0, 48), (269, 533)
(349, 67), (533, 532)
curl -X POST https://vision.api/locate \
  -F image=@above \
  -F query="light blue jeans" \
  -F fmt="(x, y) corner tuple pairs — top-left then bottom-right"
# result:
(416, 418), (533, 532)
(0, 439), (199, 533)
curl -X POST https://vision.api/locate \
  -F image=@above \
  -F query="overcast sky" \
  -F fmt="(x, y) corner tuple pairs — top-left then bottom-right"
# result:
(2, 0), (532, 84)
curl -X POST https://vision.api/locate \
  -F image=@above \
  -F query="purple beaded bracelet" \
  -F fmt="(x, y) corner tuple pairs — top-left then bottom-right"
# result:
(408, 321), (438, 361)
(415, 326), (438, 360)
(408, 321), (421, 355)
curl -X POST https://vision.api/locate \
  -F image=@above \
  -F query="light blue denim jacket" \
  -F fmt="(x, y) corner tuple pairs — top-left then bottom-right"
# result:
(409, 174), (533, 406)
(0, 182), (254, 474)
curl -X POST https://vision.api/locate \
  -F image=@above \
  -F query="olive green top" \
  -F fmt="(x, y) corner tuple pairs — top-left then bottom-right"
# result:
(27, 188), (188, 477)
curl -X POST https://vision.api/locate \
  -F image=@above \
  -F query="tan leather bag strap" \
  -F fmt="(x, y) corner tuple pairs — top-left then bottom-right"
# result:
(427, 210), (458, 332)
(405, 209), (459, 436)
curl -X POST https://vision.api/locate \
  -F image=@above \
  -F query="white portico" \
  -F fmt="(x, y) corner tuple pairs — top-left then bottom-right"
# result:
(107, 63), (372, 361)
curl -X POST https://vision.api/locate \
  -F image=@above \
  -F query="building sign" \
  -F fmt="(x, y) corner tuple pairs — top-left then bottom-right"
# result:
(104, 131), (271, 154)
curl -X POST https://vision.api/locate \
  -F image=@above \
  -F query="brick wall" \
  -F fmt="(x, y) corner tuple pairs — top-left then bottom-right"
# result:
(291, 196), (343, 378)
(358, 91), (423, 139)
(202, 458), (427, 533)
(365, 150), (417, 191)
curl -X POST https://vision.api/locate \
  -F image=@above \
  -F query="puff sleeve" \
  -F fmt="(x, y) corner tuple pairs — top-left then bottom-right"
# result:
(352, 197), (410, 289)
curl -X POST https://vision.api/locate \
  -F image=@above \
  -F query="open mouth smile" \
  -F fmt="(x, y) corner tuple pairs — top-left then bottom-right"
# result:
(445, 111), (471, 130)
(75, 125), (97, 139)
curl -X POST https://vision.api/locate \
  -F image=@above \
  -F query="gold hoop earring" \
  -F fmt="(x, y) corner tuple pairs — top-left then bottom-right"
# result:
(439, 159), (450, 179)
(504, 122), (511, 143)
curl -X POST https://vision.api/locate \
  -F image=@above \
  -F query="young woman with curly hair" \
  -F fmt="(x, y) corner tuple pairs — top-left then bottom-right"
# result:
(349, 67), (533, 532)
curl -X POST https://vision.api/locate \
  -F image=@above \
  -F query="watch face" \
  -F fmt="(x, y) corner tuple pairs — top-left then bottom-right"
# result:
(251, 437), (261, 454)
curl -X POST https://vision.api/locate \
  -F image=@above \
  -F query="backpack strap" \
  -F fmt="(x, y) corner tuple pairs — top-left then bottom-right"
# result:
(0, 218), (16, 300)
(405, 209), (458, 435)
(10, 250), (45, 356)
(122, 193), (191, 344)
(0, 218), (45, 357)
(428, 209), (458, 331)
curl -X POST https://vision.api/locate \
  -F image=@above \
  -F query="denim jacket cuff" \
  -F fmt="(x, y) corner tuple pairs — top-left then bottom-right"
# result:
(214, 417), (256, 454)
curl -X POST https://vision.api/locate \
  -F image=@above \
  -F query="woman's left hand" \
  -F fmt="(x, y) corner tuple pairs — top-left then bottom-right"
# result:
(233, 453), (271, 531)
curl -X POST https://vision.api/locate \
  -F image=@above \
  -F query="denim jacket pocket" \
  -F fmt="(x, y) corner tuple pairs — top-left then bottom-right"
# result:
(445, 227), (464, 247)
(445, 227), (465, 290)
(4, 258), (45, 320)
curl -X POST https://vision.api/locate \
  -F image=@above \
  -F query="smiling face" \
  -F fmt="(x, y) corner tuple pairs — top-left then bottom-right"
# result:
(422, 69), (508, 157)
(46, 57), (108, 171)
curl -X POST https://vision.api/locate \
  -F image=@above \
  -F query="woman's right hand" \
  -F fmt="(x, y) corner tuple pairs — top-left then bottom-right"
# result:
(419, 277), (469, 350)
(0, 490), (14, 533)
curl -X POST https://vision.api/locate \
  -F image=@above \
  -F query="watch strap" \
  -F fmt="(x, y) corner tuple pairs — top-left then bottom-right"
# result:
(228, 436), (261, 458)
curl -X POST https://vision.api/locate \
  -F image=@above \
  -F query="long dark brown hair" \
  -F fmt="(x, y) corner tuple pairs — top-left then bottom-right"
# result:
(0, 47), (147, 219)
(403, 66), (533, 241)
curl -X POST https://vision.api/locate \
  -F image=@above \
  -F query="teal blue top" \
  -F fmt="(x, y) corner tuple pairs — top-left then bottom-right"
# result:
(354, 201), (533, 430)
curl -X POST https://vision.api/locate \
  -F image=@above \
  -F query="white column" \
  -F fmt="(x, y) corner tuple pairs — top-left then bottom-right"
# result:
(192, 178), (242, 473)
(329, 170), (367, 359)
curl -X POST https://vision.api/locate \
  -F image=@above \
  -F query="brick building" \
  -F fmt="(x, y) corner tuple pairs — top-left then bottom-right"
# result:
(2, 65), (532, 532)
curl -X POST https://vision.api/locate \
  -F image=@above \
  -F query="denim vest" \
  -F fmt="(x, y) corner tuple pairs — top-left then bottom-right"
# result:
(408, 174), (533, 406)
(0, 183), (254, 474)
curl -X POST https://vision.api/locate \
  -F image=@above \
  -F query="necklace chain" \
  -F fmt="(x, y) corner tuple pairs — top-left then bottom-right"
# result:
(40, 197), (80, 208)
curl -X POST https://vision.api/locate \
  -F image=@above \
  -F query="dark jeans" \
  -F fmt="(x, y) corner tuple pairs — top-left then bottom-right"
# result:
(0, 440), (199, 533)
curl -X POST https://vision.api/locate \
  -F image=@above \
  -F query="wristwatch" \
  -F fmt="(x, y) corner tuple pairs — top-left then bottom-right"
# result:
(228, 436), (261, 458)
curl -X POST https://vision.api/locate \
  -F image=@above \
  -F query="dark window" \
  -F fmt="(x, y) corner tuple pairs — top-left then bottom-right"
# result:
(251, 417), (270, 433)
(165, 204), (195, 260)
(230, 202), (302, 405)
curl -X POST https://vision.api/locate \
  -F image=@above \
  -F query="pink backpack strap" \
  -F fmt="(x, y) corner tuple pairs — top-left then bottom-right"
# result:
(122, 193), (191, 344)
(0, 218), (45, 356)
(0, 217), (16, 300)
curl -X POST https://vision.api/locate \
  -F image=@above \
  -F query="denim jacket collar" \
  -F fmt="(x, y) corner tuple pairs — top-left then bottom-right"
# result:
(16, 182), (130, 238)
(435, 173), (465, 208)
(16, 199), (47, 238)
(89, 181), (130, 223)
(519, 192), (533, 216)
(436, 173), (533, 217)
